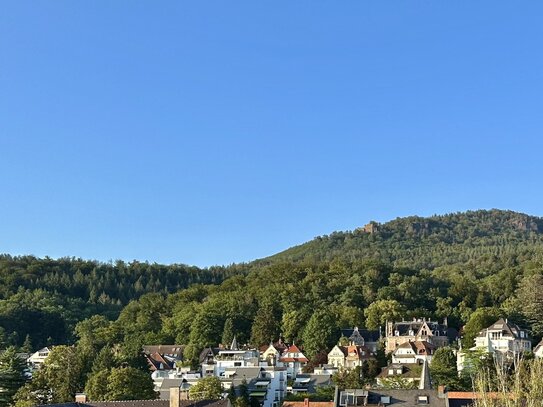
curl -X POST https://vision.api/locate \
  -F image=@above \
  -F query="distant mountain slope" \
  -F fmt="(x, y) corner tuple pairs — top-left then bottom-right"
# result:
(259, 209), (543, 273)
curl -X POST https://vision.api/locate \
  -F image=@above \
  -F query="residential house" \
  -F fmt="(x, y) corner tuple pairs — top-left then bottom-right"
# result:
(201, 339), (260, 378)
(327, 344), (373, 369)
(385, 318), (452, 353)
(279, 344), (308, 379)
(260, 338), (289, 366)
(144, 345), (185, 371)
(376, 360), (431, 389)
(392, 341), (435, 364)
(457, 318), (531, 371)
(340, 327), (381, 353)
(221, 366), (287, 407)
(27, 347), (51, 370)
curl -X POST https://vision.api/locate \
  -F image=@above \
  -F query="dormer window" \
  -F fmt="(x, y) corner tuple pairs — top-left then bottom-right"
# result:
(417, 396), (429, 404)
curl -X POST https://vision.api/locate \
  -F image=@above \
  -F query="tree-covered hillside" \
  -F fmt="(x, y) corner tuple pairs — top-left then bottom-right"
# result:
(261, 209), (543, 273)
(0, 256), (242, 348)
(3, 209), (543, 358)
(8, 209), (543, 404)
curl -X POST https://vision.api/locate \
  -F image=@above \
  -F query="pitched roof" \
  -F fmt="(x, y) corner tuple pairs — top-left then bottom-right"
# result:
(480, 318), (529, 340)
(280, 344), (308, 362)
(391, 320), (448, 337)
(143, 345), (185, 358)
(395, 341), (435, 355)
(378, 363), (422, 379)
(341, 328), (380, 342)
(199, 347), (219, 363)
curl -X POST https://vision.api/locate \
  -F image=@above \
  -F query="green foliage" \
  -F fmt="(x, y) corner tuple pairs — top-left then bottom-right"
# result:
(302, 309), (339, 360)
(462, 307), (502, 349)
(188, 376), (223, 400)
(332, 366), (364, 390)
(8, 209), (543, 404)
(511, 274), (543, 341)
(105, 367), (156, 401)
(0, 347), (28, 407)
(0, 256), (238, 348)
(430, 347), (460, 388)
(85, 369), (110, 401)
(15, 345), (85, 405)
(364, 300), (405, 330)
(250, 299), (281, 347)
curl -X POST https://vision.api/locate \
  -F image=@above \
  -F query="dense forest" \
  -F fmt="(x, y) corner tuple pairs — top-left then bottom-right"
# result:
(0, 256), (243, 348)
(4, 209), (543, 405)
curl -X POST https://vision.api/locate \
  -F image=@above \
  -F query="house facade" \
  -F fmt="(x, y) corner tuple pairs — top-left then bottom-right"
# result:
(391, 341), (435, 364)
(279, 344), (308, 378)
(27, 347), (51, 370)
(327, 344), (373, 369)
(385, 318), (450, 353)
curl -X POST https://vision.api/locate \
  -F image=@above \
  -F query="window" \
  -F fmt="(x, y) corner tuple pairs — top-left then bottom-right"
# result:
(234, 362), (242, 366)
(417, 396), (429, 404)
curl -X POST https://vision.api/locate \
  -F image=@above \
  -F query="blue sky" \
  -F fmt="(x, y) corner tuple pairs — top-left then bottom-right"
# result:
(1, 2), (543, 267)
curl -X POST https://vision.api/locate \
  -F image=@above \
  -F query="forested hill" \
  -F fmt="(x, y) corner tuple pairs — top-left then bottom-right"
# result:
(3, 209), (543, 355)
(259, 209), (543, 272)
(0, 256), (241, 348)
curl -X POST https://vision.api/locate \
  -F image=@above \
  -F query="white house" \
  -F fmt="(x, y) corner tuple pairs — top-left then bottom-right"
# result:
(27, 347), (51, 370)
(457, 318), (531, 371)
(279, 344), (308, 379)
(391, 341), (435, 364)
(201, 338), (260, 378)
(220, 366), (287, 407)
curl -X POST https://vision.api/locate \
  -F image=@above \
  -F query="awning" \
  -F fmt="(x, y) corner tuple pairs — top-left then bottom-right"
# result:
(254, 381), (270, 386)
(250, 392), (267, 397)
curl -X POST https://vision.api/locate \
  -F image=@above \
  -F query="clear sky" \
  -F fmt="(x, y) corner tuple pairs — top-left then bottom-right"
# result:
(1, 2), (543, 267)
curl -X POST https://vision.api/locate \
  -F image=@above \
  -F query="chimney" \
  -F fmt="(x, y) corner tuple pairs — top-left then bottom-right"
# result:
(75, 393), (87, 403)
(437, 385), (446, 399)
(304, 398), (310, 407)
(170, 387), (181, 407)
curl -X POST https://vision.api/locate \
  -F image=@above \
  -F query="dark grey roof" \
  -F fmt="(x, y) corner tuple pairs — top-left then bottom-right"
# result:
(341, 328), (380, 343)
(481, 318), (529, 340)
(391, 321), (448, 336)
(291, 374), (332, 393)
(367, 389), (446, 407)
(199, 347), (219, 363)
